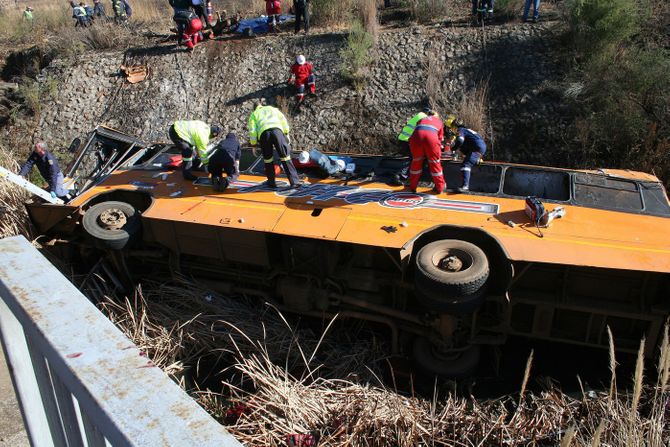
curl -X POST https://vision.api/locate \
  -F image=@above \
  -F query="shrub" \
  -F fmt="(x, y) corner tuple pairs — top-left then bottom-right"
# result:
(495, 0), (525, 21)
(560, 0), (670, 189)
(564, 0), (642, 57)
(405, 0), (449, 24)
(339, 20), (375, 89)
(312, 0), (355, 27)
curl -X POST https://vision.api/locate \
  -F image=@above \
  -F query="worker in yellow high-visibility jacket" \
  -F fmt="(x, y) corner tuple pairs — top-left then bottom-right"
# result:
(169, 120), (222, 180)
(248, 103), (300, 188)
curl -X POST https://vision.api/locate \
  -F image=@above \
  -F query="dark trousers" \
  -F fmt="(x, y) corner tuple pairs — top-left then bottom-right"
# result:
(294, 4), (309, 33)
(260, 128), (299, 186)
(169, 125), (199, 180)
(193, 4), (210, 26)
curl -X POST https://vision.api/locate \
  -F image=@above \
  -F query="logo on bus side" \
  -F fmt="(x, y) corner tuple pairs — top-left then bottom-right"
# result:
(381, 193), (425, 209)
(227, 180), (499, 215)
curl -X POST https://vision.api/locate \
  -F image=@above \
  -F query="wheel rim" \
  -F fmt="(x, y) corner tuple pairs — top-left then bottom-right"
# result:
(98, 208), (128, 230)
(432, 248), (473, 274)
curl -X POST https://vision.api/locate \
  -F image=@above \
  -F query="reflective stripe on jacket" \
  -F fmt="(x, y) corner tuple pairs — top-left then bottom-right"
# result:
(248, 106), (290, 146)
(410, 115), (444, 143)
(73, 6), (87, 16)
(173, 120), (213, 163)
(398, 112), (427, 142)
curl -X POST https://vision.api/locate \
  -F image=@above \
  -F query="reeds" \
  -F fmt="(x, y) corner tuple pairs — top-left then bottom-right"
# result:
(93, 278), (670, 446)
(0, 143), (32, 239)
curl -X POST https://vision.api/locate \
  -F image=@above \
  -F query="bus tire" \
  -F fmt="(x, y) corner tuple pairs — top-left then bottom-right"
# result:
(415, 239), (489, 309)
(82, 201), (140, 250)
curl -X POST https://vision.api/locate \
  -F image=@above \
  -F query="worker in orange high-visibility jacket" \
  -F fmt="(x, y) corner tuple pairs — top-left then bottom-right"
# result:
(408, 111), (446, 194)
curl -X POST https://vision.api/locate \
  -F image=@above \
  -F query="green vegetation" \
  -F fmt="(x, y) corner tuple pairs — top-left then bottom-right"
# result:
(339, 20), (375, 89)
(561, 0), (670, 189)
(404, 0), (449, 24)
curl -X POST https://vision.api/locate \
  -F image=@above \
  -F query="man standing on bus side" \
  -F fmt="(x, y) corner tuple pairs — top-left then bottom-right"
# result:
(247, 103), (300, 188)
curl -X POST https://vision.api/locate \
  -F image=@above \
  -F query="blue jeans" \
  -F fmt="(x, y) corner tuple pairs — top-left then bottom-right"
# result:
(472, 0), (494, 14)
(523, 0), (540, 20)
(309, 149), (344, 176)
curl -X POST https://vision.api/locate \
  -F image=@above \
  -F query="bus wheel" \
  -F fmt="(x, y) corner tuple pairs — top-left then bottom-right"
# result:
(415, 239), (489, 313)
(82, 201), (141, 250)
(412, 336), (480, 378)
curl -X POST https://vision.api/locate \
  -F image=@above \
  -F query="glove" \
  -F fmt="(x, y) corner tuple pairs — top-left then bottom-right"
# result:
(50, 191), (57, 199)
(287, 77), (294, 85)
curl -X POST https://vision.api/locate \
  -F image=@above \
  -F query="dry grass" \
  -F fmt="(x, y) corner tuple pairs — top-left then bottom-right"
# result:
(407, 0), (449, 24)
(92, 277), (670, 446)
(0, 143), (32, 239)
(311, 0), (355, 27)
(426, 44), (491, 135)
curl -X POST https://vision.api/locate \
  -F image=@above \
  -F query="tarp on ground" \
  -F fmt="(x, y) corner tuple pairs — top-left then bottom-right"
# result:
(234, 14), (294, 35)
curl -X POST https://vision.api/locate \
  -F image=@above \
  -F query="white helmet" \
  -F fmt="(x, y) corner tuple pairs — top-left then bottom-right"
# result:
(296, 54), (306, 65)
(298, 150), (310, 164)
(335, 159), (346, 171)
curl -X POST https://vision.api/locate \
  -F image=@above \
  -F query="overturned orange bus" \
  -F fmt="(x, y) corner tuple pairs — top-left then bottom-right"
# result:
(26, 126), (670, 376)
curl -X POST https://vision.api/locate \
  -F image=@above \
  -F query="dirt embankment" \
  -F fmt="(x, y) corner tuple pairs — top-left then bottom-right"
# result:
(19, 18), (566, 163)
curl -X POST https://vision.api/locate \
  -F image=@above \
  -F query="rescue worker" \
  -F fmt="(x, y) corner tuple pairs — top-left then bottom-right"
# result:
(18, 142), (69, 200)
(265, 0), (280, 32)
(72, 2), (90, 27)
(288, 55), (315, 103)
(23, 6), (34, 29)
(293, 0), (309, 34)
(168, 120), (222, 181)
(208, 132), (241, 192)
(408, 110), (446, 194)
(93, 0), (106, 18)
(191, 0), (211, 28)
(393, 107), (430, 185)
(181, 15), (203, 50)
(170, 0), (193, 45)
(111, 0), (127, 22)
(247, 103), (300, 188)
(83, 2), (95, 22)
(446, 115), (487, 193)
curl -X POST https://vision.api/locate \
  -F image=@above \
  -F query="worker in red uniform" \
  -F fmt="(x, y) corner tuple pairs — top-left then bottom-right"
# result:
(408, 110), (446, 194)
(182, 16), (203, 50)
(265, 0), (280, 31)
(287, 55), (315, 103)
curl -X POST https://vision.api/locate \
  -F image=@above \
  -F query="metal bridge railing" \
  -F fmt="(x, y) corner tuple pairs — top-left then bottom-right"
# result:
(0, 236), (241, 447)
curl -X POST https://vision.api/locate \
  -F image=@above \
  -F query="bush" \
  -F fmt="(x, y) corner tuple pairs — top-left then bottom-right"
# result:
(312, 0), (355, 27)
(495, 0), (525, 20)
(560, 0), (670, 189)
(565, 0), (642, 57)
(405, 0), (449, 24)
(340, 20), (375, 89)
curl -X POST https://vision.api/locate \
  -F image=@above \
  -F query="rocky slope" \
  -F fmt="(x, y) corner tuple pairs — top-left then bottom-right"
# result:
(33, 17), (567, 164)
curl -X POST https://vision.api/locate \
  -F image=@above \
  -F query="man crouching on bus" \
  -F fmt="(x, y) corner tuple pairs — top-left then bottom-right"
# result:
(208, 132), (241, 192)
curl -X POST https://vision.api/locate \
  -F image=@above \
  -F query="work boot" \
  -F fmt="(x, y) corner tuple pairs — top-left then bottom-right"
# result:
(389, 173), (403, 187)
(457, 186), (470, 193)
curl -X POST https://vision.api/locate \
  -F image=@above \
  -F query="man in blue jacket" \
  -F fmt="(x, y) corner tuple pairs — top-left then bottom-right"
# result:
(446, 117), (487, 193)
(19, 141), (69, 199)
(208, 133), (241, 192)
